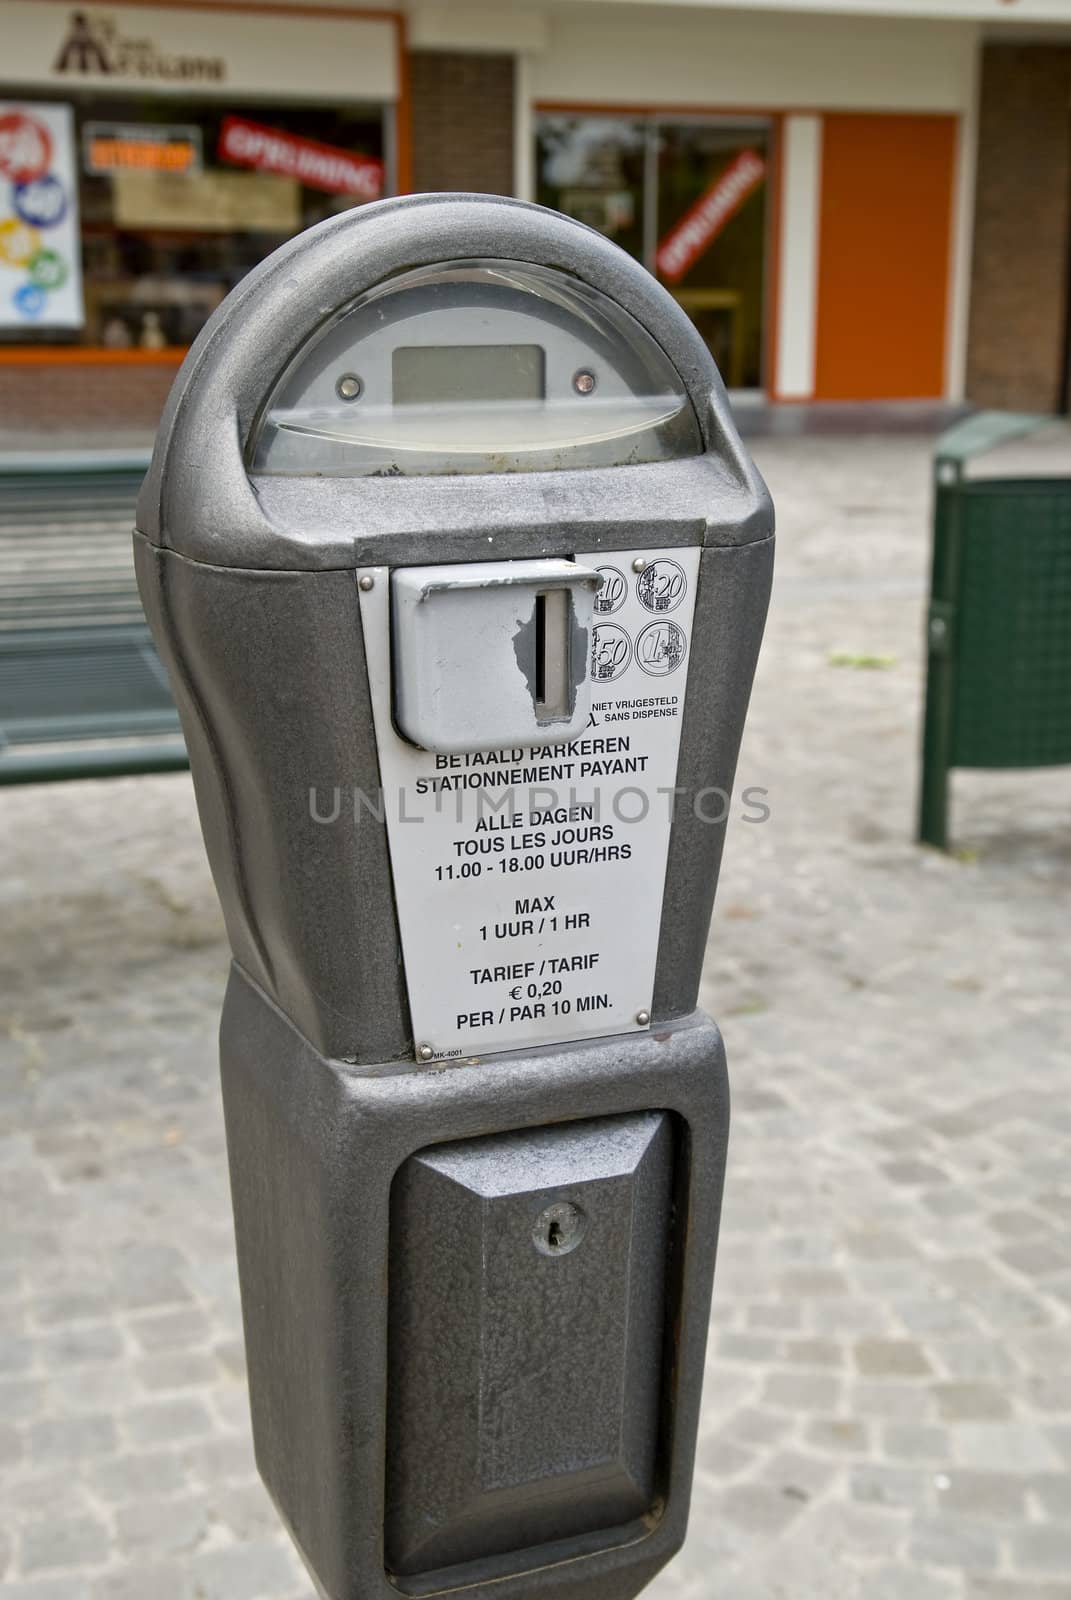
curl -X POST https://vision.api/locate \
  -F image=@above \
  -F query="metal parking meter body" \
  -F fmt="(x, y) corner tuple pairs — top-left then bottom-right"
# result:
(135, 195), (773, 1600)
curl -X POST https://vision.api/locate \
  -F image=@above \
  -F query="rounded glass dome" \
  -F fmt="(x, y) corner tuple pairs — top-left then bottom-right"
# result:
(248, 259), (702, 477)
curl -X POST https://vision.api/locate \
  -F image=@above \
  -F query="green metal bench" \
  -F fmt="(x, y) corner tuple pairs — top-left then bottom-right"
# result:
(918, 412), (1071, 848)
(0, 451), (187, 784)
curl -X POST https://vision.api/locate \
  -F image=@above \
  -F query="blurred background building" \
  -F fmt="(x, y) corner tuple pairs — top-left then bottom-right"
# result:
(1, 0), (1070, 435)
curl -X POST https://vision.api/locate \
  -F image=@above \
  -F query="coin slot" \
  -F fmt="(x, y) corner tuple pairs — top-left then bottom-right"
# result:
(535, 592), (546, 708)
(534, 588), (570, 724)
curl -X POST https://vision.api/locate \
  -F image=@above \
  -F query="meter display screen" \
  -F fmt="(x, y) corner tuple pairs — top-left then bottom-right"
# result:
(393, 345), (545, 406)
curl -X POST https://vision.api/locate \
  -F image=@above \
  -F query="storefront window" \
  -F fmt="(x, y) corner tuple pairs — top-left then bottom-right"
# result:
(537, 113), (770, 391)
(0, 92), (386, 350)
(535, 116), (647, 264)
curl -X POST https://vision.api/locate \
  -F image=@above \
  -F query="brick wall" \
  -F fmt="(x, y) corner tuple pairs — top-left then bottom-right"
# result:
(0, 360), (179, 440)
(967, 45), (1071, 412)
(409, 52), (515, 197)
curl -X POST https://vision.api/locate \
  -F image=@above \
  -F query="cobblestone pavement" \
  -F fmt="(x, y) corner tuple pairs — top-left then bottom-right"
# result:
(2, 431), (1070, 1599)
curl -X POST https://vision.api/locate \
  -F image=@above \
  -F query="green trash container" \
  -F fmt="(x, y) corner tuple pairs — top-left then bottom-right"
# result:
(919, 411), (1071, 850)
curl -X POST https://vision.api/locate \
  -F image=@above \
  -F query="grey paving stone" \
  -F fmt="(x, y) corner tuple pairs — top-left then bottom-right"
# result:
(779, 1268), (851, 1298)
(0, 1377), (46, 1424)
(48, 1365), (136, 1413)
(866, 1565), (961, 1600)
(851, 1381), (937, 1421)
(882, 1424), (952, 1463)
(20, 1515), (111, 1574)
(32, 1290), (113, 1326)
(989, 1210), (1051, 1240)
(713, 1482), (809, 1537)
(5, 1472), (95, 1519)
(783, 1337), (843, 1368)
(1046, 1426), (1071, 1465)
(209, 1384), (253, 1430)
(966, 1584), (1071, 1600)
(183, 1540), (306, 1600)
(122, 1397), (215, 1449)
(855, 1338), (934, 1378)
(898, 1297), (988, 1337)
(126, 1306), (213, 1353)
(910, 1515), (1003, 1571)
(1013, 1524), (1071, 1574)
(999, 1238), (1071, 1279)
(933, 1341), (1019, 1381)
(27, 1414), (118, 1465)
(0, 1420), (24, 1468)
(116, 1494), (216, 1559)
(214, 1480), (287, 1542)
(953, 1425), (1064, 1473)
(90, 1564), (187, 1600)
(762, 1449), (840, 1503)
(36, 1324), (124, 1367)
(937, 1470), (1027, 1519)
(134, 1351), (221, 1391)
(800, 1498), (913, 1555)
(882, 1160), (949, 1188)
(719, 1406), (796, 1450)
(805, 1417), (870, 1455)
(180, 1432), (258, 1486)
(1029, 1473), (1071, 1519)
(4, 1582), (94, 1600)
(717, 1332), (781, 1363)
(762, 1372), (841, 1412)
(926, 1190), (981, 1219)
(694, 1437), (756, 1479)
(852, 1463), (935, 1510)
(935, 1382), (1014, 1422)
(213, 1339), (247, 1379)
(91, 1450), (189, 1503)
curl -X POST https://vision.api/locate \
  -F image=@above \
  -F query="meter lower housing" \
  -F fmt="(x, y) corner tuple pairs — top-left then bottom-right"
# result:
(220, 963), (728, 1600)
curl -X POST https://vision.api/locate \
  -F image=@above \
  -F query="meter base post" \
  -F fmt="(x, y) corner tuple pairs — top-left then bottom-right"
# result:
(219, 961), (730, 1600)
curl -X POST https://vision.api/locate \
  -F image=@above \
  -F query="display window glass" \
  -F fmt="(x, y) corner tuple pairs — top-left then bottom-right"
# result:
(0, 91), (386, 350)
(536, 113), (771, 391)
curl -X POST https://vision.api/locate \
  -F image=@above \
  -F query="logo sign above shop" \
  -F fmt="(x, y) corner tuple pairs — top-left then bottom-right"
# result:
(52, 8), (225, 82)
(219, 117), (383, 200)
(2, 2), (399, 107)
(656, 149), (766, 284)
(83, 122), (202, 176)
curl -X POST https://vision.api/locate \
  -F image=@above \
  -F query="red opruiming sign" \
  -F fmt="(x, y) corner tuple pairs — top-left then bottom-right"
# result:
(656, 150), (766, 284)
(218, 116), (383, 200)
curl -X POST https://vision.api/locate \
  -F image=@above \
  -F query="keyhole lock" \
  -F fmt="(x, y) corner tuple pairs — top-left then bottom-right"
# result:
(533, 1201), (587, 1258)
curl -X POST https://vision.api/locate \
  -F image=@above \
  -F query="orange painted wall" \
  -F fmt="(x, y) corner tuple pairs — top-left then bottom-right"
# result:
(814, 113), (957, 400)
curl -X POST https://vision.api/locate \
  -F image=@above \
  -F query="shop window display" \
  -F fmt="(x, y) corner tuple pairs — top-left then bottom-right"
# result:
(537, 114), (770, 391)
(0, 92), (385, 349)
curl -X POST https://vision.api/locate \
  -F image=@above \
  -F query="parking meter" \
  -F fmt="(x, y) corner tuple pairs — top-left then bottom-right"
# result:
(135, 194), (773, 1600)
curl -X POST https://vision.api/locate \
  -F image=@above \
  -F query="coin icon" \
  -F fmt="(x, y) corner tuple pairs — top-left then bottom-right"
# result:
(594, 565), (627, 615)
(637, 620), (687, 676)
(637, 558), (686, 614)
(591, 623), (631, 681)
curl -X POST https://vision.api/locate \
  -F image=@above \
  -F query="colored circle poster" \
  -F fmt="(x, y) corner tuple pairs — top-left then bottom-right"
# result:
(0, 103), (84, 329)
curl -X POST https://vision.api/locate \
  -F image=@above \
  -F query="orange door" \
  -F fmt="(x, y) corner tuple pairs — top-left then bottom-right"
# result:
(814, 113), (957, 400)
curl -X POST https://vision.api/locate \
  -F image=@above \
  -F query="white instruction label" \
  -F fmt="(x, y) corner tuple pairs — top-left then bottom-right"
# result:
(360, 546), (700, 1060)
